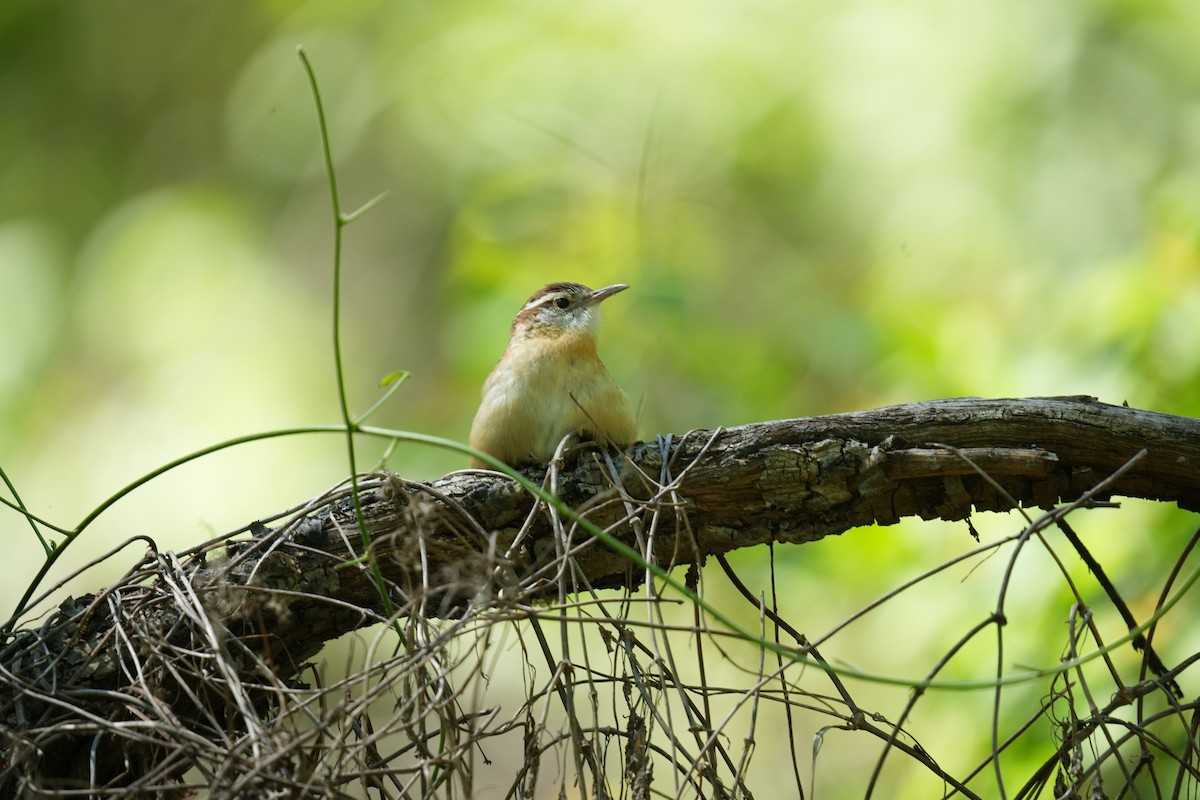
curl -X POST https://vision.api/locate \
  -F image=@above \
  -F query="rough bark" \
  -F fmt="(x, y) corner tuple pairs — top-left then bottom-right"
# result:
(3, 396), (1199, 791)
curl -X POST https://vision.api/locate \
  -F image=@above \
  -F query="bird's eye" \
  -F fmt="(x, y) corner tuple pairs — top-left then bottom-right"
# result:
(553, 296), (570, 310)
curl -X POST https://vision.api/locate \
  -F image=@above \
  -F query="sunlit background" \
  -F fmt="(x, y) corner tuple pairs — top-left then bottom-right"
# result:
(3, 1), (1199, 797)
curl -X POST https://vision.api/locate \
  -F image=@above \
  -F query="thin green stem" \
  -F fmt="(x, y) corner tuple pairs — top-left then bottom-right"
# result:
(343, 191), (391, 224)
(356, 371), (411, 425)
(4, 425), (348, 631)
(0, 494), (71, 537)
(0, 465), (53, 554)
(297, 46), (396, 624)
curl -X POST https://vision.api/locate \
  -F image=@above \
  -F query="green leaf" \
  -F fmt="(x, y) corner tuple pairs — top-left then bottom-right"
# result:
(379, 370), (412, 388)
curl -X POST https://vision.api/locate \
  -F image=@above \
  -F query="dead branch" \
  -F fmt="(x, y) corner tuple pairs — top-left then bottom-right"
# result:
(3, 395), (1199, 794)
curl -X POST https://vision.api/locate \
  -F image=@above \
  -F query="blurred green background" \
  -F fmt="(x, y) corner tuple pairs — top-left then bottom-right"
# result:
(3, 1), (1199, 796)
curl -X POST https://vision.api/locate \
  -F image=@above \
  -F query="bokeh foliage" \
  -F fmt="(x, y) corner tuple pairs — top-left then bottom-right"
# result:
(2, 1), (1199, 797)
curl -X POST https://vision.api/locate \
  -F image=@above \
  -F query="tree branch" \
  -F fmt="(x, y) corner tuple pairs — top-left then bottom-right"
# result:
(3, 396), (1199, 791)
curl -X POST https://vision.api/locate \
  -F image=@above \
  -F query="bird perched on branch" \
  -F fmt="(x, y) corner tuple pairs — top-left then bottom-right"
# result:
(468, 282), (637, 468)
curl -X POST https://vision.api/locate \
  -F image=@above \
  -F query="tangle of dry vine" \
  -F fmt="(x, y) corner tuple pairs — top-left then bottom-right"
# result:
(2, 397), (1199, 798)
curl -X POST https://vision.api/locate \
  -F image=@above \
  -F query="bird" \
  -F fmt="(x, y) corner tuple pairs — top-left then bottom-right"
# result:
(468, 281), (638, 468)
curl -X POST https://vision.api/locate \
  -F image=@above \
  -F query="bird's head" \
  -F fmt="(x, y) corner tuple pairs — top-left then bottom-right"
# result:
(509, 282), (628, 343)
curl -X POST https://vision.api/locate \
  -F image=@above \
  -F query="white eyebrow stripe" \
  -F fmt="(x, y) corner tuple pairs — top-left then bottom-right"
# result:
(522, 293), (565, 312)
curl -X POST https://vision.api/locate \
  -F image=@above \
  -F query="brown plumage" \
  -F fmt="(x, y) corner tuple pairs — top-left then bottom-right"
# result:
(468, 282), (637, 468)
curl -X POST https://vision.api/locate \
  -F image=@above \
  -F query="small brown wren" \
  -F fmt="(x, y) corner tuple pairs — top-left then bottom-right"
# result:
(468, 282), (637, 468)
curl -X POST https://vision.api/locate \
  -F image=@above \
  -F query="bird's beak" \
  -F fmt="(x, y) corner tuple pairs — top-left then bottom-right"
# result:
(587, 284), (629, 306)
